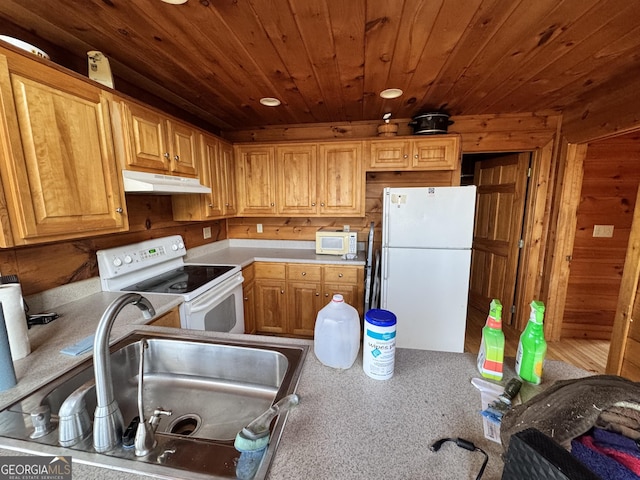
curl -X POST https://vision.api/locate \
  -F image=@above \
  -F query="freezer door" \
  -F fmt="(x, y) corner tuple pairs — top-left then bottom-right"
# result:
(381, 247), (471, 352)
(383, 186), (476, 249)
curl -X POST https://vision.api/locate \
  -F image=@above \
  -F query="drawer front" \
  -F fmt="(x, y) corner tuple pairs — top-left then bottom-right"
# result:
(323, 265), (360, 284)
(254, 262), (286, 279)
(287, 264), (322, 282)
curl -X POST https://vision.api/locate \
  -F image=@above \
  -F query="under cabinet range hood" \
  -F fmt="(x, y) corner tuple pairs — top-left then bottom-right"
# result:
(122, 170), (211, 195)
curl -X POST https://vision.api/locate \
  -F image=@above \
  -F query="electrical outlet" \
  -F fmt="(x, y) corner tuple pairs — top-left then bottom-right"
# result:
(203, 226), (212, 239)
(343, 225), (350, 232)
(593, 224), (614, 238)
(257, 223), (263, 233)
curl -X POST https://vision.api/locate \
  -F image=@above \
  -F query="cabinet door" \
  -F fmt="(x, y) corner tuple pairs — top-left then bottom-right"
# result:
(167, 119), (198, 177)
(318, 142), (364, 216)
(243, 281), (256, 334)
(367, 139), (411, 170)
(254, 279), (287, 334)
(201, 134), (224, 218)
(0, 55), (127, 244)
(235, 146), (277, 215)
(411, 136), (460, 170)
(276, 144), (317, 215)
(288, 281), (323, 337)
(220, 140), (237, 216)
(149, 308), (181, 328)
(121, 101), (171, 172)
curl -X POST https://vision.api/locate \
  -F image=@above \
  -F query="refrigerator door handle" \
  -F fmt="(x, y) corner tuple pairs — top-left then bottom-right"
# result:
(382, 191), (390, 248)
(382, 247), (389, 280)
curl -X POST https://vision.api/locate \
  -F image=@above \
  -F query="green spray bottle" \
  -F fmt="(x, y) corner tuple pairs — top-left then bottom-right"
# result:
(476, 299), (505, 380)
(515, 300), (547, 384)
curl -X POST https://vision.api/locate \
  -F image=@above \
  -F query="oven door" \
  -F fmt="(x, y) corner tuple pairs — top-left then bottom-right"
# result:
(180, 272), (245, 333)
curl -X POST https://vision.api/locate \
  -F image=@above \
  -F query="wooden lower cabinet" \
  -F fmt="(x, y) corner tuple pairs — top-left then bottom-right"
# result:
(242, 264), (256, 334)
(250, 261), (364, 338)
(149, 307), (181, 328)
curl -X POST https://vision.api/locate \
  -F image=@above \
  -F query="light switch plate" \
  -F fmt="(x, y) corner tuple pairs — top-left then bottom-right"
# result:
(257, 223), (263, 233)
(203, 226), (212, 239)
(593, 225), (614, 238)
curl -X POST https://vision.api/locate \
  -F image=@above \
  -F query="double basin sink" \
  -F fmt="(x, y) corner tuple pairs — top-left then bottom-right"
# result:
(0, 331), (307, 479)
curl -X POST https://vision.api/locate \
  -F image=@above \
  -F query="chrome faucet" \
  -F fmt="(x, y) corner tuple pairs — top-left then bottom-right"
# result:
(93, 293), (155, 453)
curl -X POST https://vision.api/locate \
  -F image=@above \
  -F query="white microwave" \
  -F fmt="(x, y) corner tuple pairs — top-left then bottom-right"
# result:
(315, 230), (357, 256)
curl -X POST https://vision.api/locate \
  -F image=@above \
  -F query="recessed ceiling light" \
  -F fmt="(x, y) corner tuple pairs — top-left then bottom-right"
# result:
(380, 88), (403, 99)
(161, 0), (188, 4)
(260, 97), (281, 107)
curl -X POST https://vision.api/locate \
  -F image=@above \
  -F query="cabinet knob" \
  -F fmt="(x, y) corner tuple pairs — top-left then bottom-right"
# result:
(324, 293), (329, 297)
(311, 203), (316, 206)
(244, 297), (249, 301)
(414, 154), (419, 159)
(271, 202), (275, 207)
(208, 203), (214, 208)
(164, 152), (170, 159)
(301, 272), (306, 276)
(115, 207), (123, 214)
(320, 202), (325, 207)
(225, 203), (230, 207)
(338, 273), (343, 278)
(280, 290), (285, 294)
(174, 155), (180, 162)
(315, 292), (320, 296)
(403, 154), (409, 159)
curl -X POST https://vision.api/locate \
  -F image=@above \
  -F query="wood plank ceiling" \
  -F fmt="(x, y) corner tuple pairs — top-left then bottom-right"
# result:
(0, 0), (639, 135)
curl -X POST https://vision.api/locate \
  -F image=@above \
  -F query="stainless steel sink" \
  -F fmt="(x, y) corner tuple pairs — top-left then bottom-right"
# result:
(0, 331), (307, 479)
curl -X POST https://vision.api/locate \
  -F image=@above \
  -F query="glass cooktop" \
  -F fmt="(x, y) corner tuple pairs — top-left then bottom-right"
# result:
(121, 265), (235, 295)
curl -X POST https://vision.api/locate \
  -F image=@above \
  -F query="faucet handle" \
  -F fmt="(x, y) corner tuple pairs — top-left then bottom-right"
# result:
(149, 408), (172, 428)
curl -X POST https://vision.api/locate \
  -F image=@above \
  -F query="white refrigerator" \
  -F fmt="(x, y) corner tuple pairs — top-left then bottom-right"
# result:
(381, 186), (477, 352)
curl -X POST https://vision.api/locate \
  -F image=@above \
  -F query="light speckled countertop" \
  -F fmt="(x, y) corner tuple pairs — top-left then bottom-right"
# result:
(0, 240), (589, 479)
(185, 239), (367, 267)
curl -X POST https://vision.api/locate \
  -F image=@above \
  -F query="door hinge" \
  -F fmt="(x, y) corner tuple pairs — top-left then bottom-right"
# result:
(511, 305), (516, 314)
(518, 239), (524, 248)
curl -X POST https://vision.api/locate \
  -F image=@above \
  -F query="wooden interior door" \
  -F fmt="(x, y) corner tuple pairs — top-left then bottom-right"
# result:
(468, 153), (530, 326)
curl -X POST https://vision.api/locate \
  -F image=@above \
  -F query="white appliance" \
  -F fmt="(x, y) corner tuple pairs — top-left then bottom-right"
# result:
(381, 186), (477, 352)
(315, 228), (357, 256)
(97, 235), (244, 333)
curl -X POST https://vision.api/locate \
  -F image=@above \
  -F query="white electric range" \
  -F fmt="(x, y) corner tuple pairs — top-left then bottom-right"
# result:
(97, 235), (244, 333)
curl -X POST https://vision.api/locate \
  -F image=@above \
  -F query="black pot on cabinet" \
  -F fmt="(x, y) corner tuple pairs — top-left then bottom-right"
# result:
(408, 112), (453, 135)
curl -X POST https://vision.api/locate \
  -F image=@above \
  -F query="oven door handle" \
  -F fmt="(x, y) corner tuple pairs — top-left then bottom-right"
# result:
(187, 274), (244, 314)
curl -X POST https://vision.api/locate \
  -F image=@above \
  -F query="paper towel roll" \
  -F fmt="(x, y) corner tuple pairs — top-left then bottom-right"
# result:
(0, 284), (30, 360)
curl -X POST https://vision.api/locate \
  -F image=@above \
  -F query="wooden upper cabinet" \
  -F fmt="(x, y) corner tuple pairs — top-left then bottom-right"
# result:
(318, 142), (364, 216)
(366, 135), (460, 171)
(0, 51), (127, 246)
(116, 100), (198, 177)
(368, 139), (412, 169)
(167, 119), (198, 176)
(235, 145), (277, 215)
(235, 141), (364, 217)
(219, 140), (237, 216)
(172, 134), (237, 221)
(276, 143), (317, 215)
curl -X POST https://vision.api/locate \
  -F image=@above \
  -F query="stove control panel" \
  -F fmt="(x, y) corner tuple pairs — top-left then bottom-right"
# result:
(97, 235), (186, 280)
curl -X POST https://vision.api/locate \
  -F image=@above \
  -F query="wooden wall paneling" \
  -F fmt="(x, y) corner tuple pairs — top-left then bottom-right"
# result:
(542, 140), (587, 341)
(222, 113), (561, 154)
(561, 134), (640, 339)
(607, 183), (640, 375)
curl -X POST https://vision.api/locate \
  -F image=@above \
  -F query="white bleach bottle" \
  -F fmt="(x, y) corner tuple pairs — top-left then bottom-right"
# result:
(363, 309), (397, 380)
(314, 294), (360, 369)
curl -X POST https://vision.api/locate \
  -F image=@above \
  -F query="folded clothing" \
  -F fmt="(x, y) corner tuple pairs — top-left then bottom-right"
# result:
(593, 428), (640, 460)
(572, 435), (640, 480)
(597, 403), (640, 441)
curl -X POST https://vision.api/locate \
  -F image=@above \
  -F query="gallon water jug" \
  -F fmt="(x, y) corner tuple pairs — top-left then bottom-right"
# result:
(314, 294), (360, 369)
